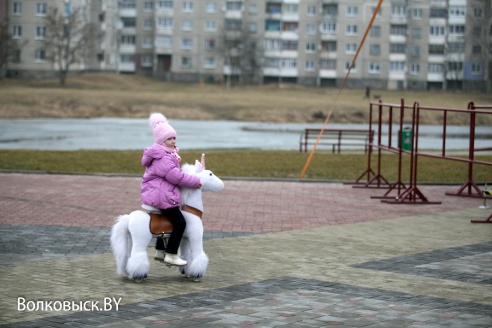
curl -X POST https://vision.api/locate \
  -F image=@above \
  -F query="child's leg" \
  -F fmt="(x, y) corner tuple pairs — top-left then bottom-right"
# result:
(161, 206), (186, 255)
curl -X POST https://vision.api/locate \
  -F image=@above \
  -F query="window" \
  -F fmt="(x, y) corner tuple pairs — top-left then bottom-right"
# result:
(142, 37), (152, 48)
(181, 38), (193, 50)
(307, 5), (316, 16)
(474, 8), (483, 18)
(205, 20), (216, 31)
(429, 26), (445, 36)
(284, 4), (298, 14)
(449, 25), (465, 36)
(181, 20), (193, 31)
(411, 46), (420, 57)
(157, 17), (173, 29)
(305, 42), (316, 52)
(389, 43), (406, 54)
(144, 1), (153, 11)
(266, 3), (281, 14)
(35, 49), (46, 62)
(346, 25), (358, 36)
(11, 49), (21, 63)
(345, 43), (357, 54)
(371, 6), (382, 18)
(141, 54), (152, 67)
(370, 26), (381, 37)
(12, 26), (22, 38)
(321, 22), (336, 34)
(205, 2), (216, 13)
(155, 36), (172, 48)
(204, 39), (215, 50)
(322, 41), (336, 52)
(264, 58), (279, 68)
(390, 25), (406, 36)
(411, 27), (421, 39)
(430, 8), (446, 18)
(305, 61), (315, 71)
(181, 57), (192, 68)
(390, 61), (405, 72)
(35, 26), (46, 40)
(412, 8), (422, 20)
(449, 6), (465, 17)
(472, 45), (482, 55)
(121, 35), (136, 45)
(143, 19), (153, 30)
(265, 20), (280, 32)
(428, 44), (444, 55)
(346, 6), (358, 17)
(391, 4), (406, 17)
(368, 62), (380, 74)
(36, 3), (47, 16)
(409, 64), (420, 75)
(320, 59), (336, 70)
(323, 4), (337, 16)
(157, 1), (173, 9)
(448, 43), (465, 54)
(203, 57), (215, 69)
(282, 40), (298, 51)
(428, 63), (443, 73)
(248, 22), (257, 33)
(473, 27), (482, 37)
(226, 1), (241, 11)
(306, 24), (316, 35)
(280, 58), (297, 69)
(283, 22), (298, 32)
(370, 44), (380, 56)
(248, 4), (258, 15)
(226, 19), (241, 31)
(471, 63), (482, 75)
(121, 17), (136, 28)
(182, 1), (193, 12)
(264, 39), (280, 51)
(345, 61), (357, 72)
(119, 0), (136, 9)
(120, 54), (135, 63)
(448, 62), (463, 72)
(12, 2), (22, 15)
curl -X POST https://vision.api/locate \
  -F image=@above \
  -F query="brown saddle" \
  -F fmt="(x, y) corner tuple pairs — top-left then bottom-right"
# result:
(149, 213), (173, 235)
(148, 205), (203, 236)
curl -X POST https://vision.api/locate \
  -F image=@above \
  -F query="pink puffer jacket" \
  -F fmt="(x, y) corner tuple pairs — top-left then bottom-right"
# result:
(140, 144), (201, 209)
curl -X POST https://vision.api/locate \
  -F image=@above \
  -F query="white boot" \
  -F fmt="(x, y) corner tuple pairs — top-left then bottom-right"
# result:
(154, 250), (165, 261)
(164, 253), (187, 266)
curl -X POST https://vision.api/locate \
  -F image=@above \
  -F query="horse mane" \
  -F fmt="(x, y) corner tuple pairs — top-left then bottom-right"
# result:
(180, 163), (197, 204)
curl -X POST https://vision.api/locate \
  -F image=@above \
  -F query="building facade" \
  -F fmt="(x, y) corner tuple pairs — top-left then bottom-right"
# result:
(3, 0), (491, 91)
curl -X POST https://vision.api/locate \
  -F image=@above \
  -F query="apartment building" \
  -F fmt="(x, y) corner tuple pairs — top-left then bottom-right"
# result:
(3, 0), (491, 91)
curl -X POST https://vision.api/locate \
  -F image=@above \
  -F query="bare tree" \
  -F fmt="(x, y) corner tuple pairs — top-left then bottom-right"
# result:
(218, 19), (262, 88)
(475, 0), (492, 92)
(0, 18), (27, 77)
(42, 5), (96, 85)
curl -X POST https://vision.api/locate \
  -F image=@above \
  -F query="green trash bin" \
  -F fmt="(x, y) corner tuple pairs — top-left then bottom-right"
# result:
(400, 127), (412, 151)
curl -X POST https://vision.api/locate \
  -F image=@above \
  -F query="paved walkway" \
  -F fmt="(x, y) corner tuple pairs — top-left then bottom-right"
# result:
(0, 172), (491, 327)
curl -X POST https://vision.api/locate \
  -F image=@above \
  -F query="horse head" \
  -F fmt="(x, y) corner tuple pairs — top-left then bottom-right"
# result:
(181, 154), (224, 193)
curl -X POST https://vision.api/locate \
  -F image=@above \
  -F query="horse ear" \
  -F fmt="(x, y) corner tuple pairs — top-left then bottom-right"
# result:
(195, 159), (203, 172)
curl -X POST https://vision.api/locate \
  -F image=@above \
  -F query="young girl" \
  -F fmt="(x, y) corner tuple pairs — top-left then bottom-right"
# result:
(141, 113), (202, 266)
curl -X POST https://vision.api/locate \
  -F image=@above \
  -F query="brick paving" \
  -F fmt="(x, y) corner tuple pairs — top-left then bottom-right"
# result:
(0, 172), (491, 327)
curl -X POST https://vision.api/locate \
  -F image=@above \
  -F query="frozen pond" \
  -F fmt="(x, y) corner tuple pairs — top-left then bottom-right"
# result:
(0, 118), (490, 151)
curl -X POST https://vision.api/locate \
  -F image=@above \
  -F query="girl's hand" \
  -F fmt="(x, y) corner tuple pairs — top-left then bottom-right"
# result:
(197, 183), (202, 189)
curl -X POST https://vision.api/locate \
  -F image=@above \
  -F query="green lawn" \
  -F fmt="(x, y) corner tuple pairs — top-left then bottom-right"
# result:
(1, 149), (490, 184)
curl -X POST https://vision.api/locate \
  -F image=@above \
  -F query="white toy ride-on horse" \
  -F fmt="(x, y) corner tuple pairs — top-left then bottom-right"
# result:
(110, 155), (224, 282)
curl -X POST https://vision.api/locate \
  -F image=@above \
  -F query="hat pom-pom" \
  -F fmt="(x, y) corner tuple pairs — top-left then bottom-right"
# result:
(149, 113), (167, 129)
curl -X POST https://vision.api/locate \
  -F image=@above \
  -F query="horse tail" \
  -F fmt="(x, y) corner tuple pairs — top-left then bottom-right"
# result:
(110, 214), (132, 276)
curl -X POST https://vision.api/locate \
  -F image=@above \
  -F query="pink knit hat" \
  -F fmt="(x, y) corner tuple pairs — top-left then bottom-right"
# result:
(149, 113), (176, 144)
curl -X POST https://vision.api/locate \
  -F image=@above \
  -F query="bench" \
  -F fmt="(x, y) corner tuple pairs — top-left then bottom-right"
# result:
(299, 128), (374, 153)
